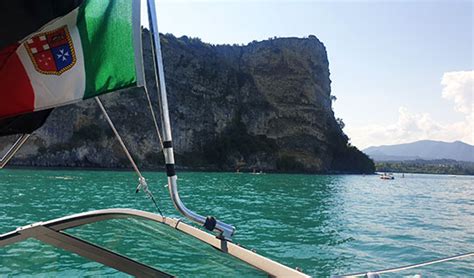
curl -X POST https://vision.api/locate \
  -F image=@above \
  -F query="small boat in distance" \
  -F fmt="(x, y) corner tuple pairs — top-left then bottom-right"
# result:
(380, 173), (395, 180)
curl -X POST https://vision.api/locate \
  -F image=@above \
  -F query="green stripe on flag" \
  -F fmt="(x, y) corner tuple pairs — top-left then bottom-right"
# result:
(77, 0), (138, 99)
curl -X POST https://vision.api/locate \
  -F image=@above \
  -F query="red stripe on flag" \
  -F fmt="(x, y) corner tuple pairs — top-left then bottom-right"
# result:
(0, 43), (35, 119)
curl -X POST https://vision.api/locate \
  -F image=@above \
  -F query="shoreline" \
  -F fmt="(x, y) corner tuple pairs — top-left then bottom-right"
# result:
(2, 165), (375, 175)
(4, 165), (474, 176)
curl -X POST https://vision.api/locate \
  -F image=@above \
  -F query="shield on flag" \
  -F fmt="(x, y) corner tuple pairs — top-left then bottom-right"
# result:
(24, 25), (76, 75)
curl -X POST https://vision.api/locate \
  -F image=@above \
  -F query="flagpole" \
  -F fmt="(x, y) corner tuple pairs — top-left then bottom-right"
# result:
(146, 0), (235, 239)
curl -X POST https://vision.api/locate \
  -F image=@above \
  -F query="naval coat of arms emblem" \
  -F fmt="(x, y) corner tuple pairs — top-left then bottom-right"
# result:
(25, 25), (76, 75)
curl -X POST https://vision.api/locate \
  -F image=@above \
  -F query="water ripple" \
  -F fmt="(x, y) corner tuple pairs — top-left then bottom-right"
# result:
(0, 170), (473, 277)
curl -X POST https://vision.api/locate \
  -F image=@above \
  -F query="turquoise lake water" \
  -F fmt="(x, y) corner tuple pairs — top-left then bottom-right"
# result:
(0, 169), (473, 277)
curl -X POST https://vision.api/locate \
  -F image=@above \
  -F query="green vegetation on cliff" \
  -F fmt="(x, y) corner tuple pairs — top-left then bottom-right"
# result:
(327, 126), (374, 174)
(332, 145), (375, 174)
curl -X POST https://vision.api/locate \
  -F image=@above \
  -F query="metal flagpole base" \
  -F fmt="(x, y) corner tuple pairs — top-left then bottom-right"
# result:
(146, 0), (236, 240)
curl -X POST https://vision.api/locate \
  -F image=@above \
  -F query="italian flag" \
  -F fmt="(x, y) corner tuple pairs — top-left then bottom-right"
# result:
(0, 0), (144, 119)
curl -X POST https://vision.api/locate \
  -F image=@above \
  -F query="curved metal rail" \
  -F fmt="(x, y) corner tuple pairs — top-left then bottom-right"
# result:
(0, 208), (310, 278)
(167, 175), (236, 239)
(146, 0), (235, 239)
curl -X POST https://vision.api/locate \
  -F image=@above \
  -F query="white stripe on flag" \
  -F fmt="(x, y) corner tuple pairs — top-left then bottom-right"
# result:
(16, 8), (86, 111)
(132, 0), (145, 87)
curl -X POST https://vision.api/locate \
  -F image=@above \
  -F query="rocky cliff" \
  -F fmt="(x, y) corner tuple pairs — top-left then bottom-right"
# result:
(1, 33), (374, 173)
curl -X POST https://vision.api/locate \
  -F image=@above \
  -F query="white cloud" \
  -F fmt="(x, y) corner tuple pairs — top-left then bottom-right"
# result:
(441, 71), (473, 115)
(347, 71), (473, 149)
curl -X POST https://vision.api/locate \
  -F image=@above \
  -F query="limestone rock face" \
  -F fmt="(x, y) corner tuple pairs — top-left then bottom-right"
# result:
(1, 33), (374, 173)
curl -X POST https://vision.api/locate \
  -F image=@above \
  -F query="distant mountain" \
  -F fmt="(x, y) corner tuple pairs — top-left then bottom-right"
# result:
(363, 140), (474, 162)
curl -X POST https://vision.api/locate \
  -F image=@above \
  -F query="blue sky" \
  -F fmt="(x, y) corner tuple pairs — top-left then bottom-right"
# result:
(143, 0), (473, 148)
